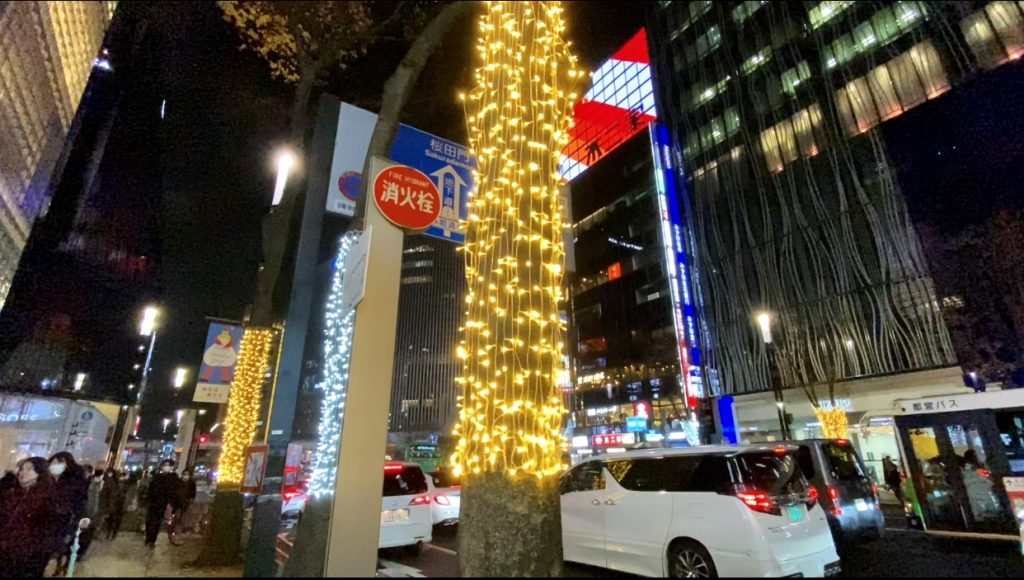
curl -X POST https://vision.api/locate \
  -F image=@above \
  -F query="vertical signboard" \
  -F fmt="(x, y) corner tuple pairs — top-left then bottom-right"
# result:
(324, 104), (476, 245)
(193, 322), (244, 404)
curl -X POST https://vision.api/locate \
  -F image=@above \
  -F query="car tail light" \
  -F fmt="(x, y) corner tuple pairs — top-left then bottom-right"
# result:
(828, 486), (842, 516)
(409, 495), (430, 506)
(434, 494), (451, 506)
(384, 463), (404, 473)
(728, 486), (779, 516)
(871, 483), (879, 501)
(807, 486), (819, 510)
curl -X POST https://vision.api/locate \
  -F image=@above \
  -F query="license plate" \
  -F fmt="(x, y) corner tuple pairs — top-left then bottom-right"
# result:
(381, 509), (410, 523)
(788, 505), (805, 522)
(855, 498), (869, 512)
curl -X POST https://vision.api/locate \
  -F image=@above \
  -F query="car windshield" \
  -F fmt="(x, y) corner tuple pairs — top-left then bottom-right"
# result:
(735, 450), (807, 495)
(823, 441), (867, 481)
(383, 465), (428, 496)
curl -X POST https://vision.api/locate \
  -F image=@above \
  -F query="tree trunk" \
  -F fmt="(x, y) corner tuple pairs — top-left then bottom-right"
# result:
(353, 1), (476, 223)
(459, 473), (563, 577)
(250, 65), (318, 327)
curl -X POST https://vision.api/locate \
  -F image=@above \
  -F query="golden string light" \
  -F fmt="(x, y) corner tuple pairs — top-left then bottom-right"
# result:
(452, 0), (581, 479)
(217, 327), (275, 485)
(814, 407), (850, 439)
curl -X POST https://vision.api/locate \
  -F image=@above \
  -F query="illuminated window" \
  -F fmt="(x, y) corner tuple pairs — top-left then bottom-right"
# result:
(961, 2), (1024, 69)
(400, 275), (433, 285)
(402, 260), (434, 269)
(733, 1), (767, 24)
(684, 108), (740, 159)
(403, 244), (434, 254)
(781, 61), (812, 97)
(741, 46), (772, 75)
(835, 41), (949, 135)
(822, 3), (927, 69)
(691, 75), (731, 109)
(759, 104), (823, 173)
(808, 1), (854, 30)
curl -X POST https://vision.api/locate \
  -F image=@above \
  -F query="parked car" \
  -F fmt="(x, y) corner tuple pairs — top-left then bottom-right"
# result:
(380, 461), (433, 554)
(427, 470), (461, 526)
(785, 439), (885, 543)
(278, 461), (432, 554)
(559, 445), (841, 578)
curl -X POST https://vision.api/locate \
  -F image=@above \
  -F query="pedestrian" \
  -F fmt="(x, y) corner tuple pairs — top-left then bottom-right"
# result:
(121, 471), (142, 534)
(0, 457), (63, 578)
(0, 469), (16, 500)
(144, 459), (181, 547)
(882, 455), (904, 505)
(177, 468), (198, 529)
(99, 470), (126, 540)
(48, 451), (89, 574)
(86, 467), (103, 522)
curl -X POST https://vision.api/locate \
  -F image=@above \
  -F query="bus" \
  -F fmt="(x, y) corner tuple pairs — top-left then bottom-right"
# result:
(893, 388), (1024, 540)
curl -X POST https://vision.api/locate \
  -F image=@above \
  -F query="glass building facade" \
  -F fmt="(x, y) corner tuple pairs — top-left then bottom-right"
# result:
(647, 1), (1024, 396)
(0, 1), (113, 310)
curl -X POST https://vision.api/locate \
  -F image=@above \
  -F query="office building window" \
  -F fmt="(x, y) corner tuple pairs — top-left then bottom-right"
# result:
(402, 260), (434, 269)
(823, 2), (928, 69)
(741, 46), (772, 75)
(684, 108), (740, 159)
(758, 104), (823, 173)
(400, 275), (433, 285)
(781, 61), (812, 97)
(808, 1), (855, 30)
(691, 75), (731, 109)
(835, 41), (949, 136)
(732, 1), (767, 24)
(961, 2), (1024, 69)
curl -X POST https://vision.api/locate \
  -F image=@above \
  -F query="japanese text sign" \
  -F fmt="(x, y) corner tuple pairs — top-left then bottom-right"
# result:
(372, 162), (442, 231)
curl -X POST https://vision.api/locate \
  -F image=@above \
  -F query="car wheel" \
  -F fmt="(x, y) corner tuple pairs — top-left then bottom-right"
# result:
(404, 541), (424, 557)
(668, 540), (717, 578)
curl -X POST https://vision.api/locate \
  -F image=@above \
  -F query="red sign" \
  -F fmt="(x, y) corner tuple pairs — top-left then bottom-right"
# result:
(633, 401), (650, 419)
(593, 434), (624, 447)
(373, 164), (442, 230)
(607, 262), (623, 281)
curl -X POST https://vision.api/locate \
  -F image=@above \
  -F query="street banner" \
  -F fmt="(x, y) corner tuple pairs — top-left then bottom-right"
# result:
(193, 322), (244, 403)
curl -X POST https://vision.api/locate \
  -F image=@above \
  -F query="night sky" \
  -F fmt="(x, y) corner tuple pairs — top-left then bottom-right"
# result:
(130, 1), (646, 437)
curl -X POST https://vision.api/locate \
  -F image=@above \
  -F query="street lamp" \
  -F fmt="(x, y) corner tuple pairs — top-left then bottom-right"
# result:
(173, 367), (188, 389)
(756, 310), (791, 440)
(271, 149), (296, 206)
(112, 305), (162, 469)
(74, 372), (86, 392)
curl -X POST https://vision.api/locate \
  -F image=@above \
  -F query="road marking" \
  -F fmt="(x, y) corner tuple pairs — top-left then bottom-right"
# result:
(378, 559), (427, 578)
(426, 543), (458, 556)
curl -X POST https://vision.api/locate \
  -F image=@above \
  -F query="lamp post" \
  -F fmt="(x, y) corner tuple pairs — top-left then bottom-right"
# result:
(757, 311), (791, 440)
(111, 306), (160, 469)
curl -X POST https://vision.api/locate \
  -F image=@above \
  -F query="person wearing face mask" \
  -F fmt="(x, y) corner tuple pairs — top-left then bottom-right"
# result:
(0, 457), (62, 577)
(47, 451), (89, 574)
(144, 459), (182, 547)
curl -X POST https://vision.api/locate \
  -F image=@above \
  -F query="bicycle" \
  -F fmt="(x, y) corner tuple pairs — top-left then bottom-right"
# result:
(166, 507), (187, 547)
(165, 501), (212, 546)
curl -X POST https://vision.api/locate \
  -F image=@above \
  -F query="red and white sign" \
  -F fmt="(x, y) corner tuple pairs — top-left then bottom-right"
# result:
(372, 162), (442, 231)
(592, 433), (636, 447)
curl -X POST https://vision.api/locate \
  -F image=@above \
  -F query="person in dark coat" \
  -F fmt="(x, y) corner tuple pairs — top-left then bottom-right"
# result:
(0, 457), (63, 578)
(0, 469), (16, 500)
(99, 470), (127, 540)
(144, 459), (182, 547)
(48, 451), (90, 573)
(177, 468), (198, 529)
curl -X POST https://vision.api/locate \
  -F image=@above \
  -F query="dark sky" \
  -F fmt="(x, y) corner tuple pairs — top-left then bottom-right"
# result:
(131, 2), (647, 436)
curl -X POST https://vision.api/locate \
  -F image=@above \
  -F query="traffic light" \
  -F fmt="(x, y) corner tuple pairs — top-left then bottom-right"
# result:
(199, 434), (208, 444)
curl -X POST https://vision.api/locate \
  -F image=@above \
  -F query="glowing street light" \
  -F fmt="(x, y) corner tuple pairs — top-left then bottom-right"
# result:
(139, 306), (159, 337)
(162, 417), (171, 433)
(74, 373), (86, 391)
(271, 149), (296, 206)
(173, 367), (188, 389)
(756, 311), (773, 344)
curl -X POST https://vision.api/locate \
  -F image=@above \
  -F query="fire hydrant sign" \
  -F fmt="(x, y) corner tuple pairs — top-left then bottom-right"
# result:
(372, 161), (441, 231)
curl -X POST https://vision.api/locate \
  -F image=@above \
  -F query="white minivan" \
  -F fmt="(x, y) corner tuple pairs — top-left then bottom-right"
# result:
(560, 445), (841, 578)
(380, 461), (433, 554)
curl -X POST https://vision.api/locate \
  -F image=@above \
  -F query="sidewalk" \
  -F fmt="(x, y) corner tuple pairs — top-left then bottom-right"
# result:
(65, 529), (242, 578)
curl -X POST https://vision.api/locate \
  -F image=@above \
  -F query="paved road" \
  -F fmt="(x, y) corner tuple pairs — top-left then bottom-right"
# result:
(379, 514), (1024, 578)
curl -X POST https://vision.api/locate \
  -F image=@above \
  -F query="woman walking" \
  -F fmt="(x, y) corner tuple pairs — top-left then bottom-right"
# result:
(99, 470), (127, 540)
(48, 451), (89, 575)
(0, 457), (62, 578)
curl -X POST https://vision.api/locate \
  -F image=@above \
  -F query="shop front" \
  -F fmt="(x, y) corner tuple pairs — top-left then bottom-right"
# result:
(724, 366), (967, 482)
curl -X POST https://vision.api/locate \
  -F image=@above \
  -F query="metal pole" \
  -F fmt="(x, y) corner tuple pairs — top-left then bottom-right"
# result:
(766, 343), (790, 440)
(113, 330), (157, 469)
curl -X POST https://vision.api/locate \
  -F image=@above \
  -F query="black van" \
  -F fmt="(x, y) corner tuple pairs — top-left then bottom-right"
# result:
(786, 438), (885, 542)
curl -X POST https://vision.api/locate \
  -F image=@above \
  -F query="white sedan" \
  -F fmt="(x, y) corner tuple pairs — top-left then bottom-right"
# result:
(427, 472), (460, 526)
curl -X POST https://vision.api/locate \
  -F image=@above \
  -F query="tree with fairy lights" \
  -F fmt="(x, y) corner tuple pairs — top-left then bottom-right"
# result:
(453, 1), (582, 576)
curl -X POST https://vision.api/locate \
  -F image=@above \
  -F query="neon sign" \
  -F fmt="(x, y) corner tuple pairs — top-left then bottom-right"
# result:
(560, 29), (657, 181)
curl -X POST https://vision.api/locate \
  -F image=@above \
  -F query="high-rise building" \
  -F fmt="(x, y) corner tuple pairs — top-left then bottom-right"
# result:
(647, 1), (1023, 444)
(0, 1), (114, 309)
(561, 30), (706, 449)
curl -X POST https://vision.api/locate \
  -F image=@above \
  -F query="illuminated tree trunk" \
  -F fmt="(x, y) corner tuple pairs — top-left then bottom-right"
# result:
(455, 2), (581, 576)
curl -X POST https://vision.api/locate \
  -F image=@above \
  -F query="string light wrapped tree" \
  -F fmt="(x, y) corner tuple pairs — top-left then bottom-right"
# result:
(453, 1), (581, 576)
